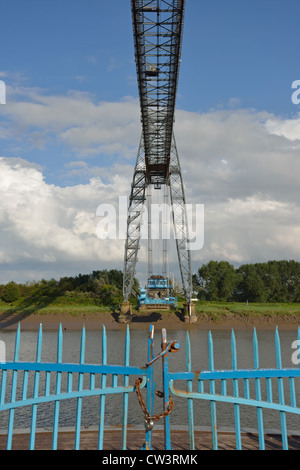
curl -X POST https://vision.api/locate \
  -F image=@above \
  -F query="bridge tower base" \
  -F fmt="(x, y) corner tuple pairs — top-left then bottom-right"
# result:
(118, 301), (132, 323)
(183, 303), (197, 323)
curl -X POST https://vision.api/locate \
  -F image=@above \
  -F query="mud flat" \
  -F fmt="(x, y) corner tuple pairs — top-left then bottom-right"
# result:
(0, 309), (299, 331)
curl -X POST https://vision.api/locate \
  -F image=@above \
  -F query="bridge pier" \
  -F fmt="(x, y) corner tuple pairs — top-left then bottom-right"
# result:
(118, 301), (132, 323)
(183, 303), (197, 323)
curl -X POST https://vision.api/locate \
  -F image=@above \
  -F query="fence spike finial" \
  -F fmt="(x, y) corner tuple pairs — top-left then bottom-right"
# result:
(231, 329), (237, 370)
(253, 327), (259, 369)
(14, 322), (21, 362)
(185, 331), (191, 372)
(208, 331), (214, 371)
(102, 324), (107, 365)
(57, 323), (63, 364)
(275, 326), (282, 369)
(298, 327), (300, 369)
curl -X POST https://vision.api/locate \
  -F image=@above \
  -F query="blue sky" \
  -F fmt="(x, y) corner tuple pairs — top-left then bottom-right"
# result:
(1, 0), (298, 113)
(182, 0), (300, 116)
(0, 0), (300, 284)
(1, 0), (299, 183)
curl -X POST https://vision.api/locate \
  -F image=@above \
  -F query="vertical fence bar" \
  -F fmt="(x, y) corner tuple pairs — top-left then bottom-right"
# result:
(162, 329), (172, 450)
(298, 327), (300, 369)
(289, 377), (296, 408)
(221, 378), (227, 397)
(198, 377), (204, 393)
(208, 331), (218, 450)
(45, 369), (51, 397)
(186, 331), (195, 450)
(144, 325), (155, 450)
(67, 370), (73, 393)
(90, 369), (95, 391)
(231, 330), (242, 450)
(75, 325), (86, 450)
(112, 373), (118, 387)
(98, 325), (107, 450)
(253, 328), (265, 450)
(7, 323), (21, 450)
(289, 327), (300, 409)
(244, 378), (250, 399)
(0, 364), (7, 407)
(52, 323), (63, 450)
(266, 377), (272, 404)
(275, 327), (288, 450)
(288, 328), (298, 409)
(21, 370), (28, 402)
(29, 323), (43, 450)
(121, 325), (130, 450)
(291, 327), (300, 408)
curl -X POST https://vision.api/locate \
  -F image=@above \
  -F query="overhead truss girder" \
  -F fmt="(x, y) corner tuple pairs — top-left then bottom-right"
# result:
(131, 0), (185, 186)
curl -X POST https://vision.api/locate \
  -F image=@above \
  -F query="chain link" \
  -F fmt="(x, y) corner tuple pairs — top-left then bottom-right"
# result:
(135, 377), (174, 424)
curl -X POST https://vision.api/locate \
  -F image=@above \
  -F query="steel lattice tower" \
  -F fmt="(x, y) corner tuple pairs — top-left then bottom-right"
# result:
(123, 0), (192, 306)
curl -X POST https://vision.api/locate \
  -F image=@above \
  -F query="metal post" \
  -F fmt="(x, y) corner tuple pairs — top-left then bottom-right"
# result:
(169, 134), (192, 302)
(123, 135), (147, 302)
(162, 184), (169, 279)
(161, 328), (172, 450)
(144, 325), (155, 450)
(147, 185), (153, 283)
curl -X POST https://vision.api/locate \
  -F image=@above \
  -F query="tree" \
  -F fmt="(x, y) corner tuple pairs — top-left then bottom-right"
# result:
(197, 261), (237, 301)
(2, 282), (21, 303)
(97, 284), (122, 306)
(236, 264), (268, 302)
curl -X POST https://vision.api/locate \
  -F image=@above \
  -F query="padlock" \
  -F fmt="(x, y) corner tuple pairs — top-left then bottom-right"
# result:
(145, 418), (154, 431)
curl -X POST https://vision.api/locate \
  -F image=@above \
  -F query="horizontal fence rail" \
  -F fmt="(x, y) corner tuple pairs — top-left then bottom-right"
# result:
(167, 326), (300, 451)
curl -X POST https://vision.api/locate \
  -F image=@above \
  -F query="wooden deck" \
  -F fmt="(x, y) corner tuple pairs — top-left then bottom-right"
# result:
(0, 428), (300, 450)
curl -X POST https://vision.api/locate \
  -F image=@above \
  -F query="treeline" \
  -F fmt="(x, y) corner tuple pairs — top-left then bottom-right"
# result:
(2, 261), (300, 307)
(193, 260), (300, 303)
(0, 270), (139, 307)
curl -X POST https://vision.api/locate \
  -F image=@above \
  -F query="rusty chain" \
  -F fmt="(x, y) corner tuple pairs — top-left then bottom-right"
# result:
(135, 377), (174, 425)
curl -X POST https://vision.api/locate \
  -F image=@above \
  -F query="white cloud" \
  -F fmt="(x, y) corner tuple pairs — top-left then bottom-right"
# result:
(1, 87), (140, 159)
(0, 157), (128, 282)
(194, 195), (300, 266)
(1, 88), (300, 282)
(228, 97), (241, 108)
(265, 114), (300, 141)
(172, 109), (300, 267)
(175, 108), (300, 204)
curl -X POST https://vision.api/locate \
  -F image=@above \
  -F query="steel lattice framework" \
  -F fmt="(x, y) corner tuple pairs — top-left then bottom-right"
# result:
(123, 0), (192, 303)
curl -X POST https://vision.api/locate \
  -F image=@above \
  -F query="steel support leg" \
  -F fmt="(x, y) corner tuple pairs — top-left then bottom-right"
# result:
(123, 135), (147, 301)
(169, 134), (192, 302)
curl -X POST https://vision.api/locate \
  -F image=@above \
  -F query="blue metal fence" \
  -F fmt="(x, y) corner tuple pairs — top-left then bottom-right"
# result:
(0, 323), (154, 450)
(1, 323), (300, 450)
(166, 326), (300, 451)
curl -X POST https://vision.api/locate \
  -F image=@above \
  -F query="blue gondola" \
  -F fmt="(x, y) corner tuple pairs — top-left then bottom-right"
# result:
(138, 277), (177, 308)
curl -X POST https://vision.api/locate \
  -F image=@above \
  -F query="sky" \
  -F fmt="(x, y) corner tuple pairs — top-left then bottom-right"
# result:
(0, 0), (300, 286)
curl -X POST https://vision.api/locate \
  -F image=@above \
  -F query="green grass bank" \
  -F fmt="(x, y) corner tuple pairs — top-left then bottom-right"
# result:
(1, 297), (300, 322)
